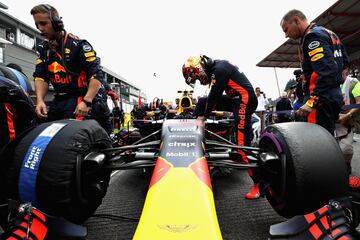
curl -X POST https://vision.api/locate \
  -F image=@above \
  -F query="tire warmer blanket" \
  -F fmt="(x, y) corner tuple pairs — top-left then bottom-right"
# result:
(18, 123), (68, 207)
(7, 67), (28, 93)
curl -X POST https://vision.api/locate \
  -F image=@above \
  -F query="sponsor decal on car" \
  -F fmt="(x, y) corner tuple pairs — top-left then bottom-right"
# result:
(170, 127), (197, 132)
(168, 141), (196, 148)
(158, 224), (197, 233)
(166, 152), (191, 157)
(169, 134), (197, 138)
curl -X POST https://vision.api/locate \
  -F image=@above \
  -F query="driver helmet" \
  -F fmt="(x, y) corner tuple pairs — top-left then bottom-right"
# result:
(182, 56), (209, 88)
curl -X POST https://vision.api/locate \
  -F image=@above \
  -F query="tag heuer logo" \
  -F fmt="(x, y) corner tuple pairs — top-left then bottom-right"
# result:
(308, 41), (320, 50)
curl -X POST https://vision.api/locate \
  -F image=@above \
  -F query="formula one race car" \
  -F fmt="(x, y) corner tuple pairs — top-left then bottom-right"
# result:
(0, 115), (353, 239)
(0, 91), (355, 239)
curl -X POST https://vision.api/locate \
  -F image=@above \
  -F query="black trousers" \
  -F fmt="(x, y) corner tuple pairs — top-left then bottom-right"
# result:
(307, 100), (342, 136)
(47, 96), (112, 135)
(195, 95), (257, 146)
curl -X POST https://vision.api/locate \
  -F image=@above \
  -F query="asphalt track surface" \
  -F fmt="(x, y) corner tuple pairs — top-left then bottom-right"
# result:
(84, 134), (360, 240)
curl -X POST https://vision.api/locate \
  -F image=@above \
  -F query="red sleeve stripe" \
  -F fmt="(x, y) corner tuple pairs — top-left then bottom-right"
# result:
(77, 71), (87, 89)
(4, 103), (16, 141)
(228, 79), (249, 104)
(307, 109), (317, 124)
(309, 72), (319, 94)
(76, 96), (85, 120)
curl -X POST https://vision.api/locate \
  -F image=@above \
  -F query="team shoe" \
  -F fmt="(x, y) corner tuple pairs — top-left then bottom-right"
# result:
(269, 199), (354, 239)
(0, 200), (87, 239)
(349, 175), (360, 189)
(245, 183), (260, 200)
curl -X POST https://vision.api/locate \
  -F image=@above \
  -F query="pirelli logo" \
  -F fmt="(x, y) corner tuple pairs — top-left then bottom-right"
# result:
(86, 57), (96, 62)
(308, 47), (323, 57)
(311, 53), (324, 62)
(85, 51), (95, 57)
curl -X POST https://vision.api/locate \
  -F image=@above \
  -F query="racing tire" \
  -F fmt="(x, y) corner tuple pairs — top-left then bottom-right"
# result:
(259, 122), (348, 218)
(5, 119), (112, 223)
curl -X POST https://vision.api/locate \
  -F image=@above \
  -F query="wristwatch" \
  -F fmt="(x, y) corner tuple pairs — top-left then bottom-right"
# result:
(82, 99), (92, 107)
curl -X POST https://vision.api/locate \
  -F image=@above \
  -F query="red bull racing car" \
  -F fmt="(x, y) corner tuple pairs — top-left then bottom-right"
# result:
(0, 91), (357, 239)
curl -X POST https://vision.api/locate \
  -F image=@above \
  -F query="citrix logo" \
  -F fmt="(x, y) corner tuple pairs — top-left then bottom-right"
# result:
(168, 141), (196, 148)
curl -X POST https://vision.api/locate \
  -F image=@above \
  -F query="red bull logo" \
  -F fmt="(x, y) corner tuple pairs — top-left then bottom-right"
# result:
(48, 61), (66, 73)
(238, 104), (247, 130)
(48, 61), (69, 84)
(52, 75), (70, 84)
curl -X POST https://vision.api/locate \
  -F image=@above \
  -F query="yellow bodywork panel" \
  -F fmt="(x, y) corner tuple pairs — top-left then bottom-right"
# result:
(133, 168), (222, 240)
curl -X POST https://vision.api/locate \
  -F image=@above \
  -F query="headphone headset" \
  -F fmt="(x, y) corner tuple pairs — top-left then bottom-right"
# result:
(200, 55), (214, 73)
(40, 5), (79, 77)
(42, 4), (64, 32)
(200, 55), (214, 81)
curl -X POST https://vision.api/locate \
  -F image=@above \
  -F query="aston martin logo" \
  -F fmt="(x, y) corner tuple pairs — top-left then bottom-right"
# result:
(157, 224), (198, 233)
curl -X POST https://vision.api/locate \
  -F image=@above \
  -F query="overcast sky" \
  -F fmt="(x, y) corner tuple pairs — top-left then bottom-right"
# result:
(2, 0), (337, 102)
